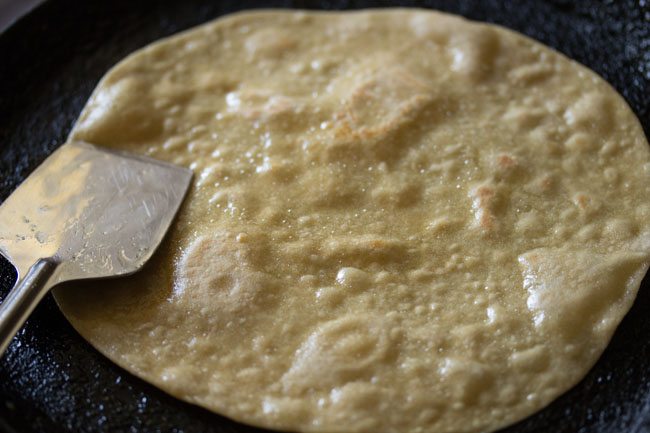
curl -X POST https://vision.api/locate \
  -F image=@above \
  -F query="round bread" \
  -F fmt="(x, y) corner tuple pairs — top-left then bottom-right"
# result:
(54, 9), (650, 433)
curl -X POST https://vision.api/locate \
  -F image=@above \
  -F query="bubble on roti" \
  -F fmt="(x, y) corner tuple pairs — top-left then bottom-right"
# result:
(53, 8), (650, 433)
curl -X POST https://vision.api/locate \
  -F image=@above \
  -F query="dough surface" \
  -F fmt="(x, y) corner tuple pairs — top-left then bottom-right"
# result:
(54, 9), (650, 433)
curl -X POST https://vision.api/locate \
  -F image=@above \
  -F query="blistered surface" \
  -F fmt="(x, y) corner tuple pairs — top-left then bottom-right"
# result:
(53, 9), (650, 433)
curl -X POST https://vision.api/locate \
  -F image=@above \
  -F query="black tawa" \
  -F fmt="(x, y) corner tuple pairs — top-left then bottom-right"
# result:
(0, 1), (649, 432)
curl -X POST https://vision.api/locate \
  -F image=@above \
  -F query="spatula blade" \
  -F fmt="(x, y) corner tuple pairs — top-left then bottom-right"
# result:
(0, 141), (192, 285)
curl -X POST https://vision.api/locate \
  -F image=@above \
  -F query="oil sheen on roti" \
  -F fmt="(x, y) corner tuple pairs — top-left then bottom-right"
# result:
(54, 8), (650, 433)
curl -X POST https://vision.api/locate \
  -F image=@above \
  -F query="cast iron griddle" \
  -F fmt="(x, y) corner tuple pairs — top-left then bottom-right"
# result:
(0, 0), (649, 432)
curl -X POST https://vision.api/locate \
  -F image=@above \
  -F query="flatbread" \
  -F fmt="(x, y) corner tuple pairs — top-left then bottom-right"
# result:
(54, 9), (650, 433)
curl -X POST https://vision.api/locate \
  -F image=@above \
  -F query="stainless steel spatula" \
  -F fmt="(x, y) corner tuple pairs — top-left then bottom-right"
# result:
(0, 141), (192, 355)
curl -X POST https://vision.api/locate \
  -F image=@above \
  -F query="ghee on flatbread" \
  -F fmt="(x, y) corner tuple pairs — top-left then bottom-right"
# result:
(54, 9), (650, 433)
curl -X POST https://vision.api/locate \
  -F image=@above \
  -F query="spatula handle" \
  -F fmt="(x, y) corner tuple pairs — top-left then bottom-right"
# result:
(0, 258), (57, 356)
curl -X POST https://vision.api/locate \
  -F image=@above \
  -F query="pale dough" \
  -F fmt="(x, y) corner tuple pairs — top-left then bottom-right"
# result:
(54, 9), (650, 433)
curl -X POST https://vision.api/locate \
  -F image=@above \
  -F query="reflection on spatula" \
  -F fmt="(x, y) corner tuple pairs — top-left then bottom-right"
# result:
(0, 141), (192, 355)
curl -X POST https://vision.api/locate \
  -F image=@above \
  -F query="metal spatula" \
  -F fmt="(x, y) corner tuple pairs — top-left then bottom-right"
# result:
(0, 141), (192, 355)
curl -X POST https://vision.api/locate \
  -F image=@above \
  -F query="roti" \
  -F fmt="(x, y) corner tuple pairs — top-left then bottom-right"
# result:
(54, 9), (650, 433)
